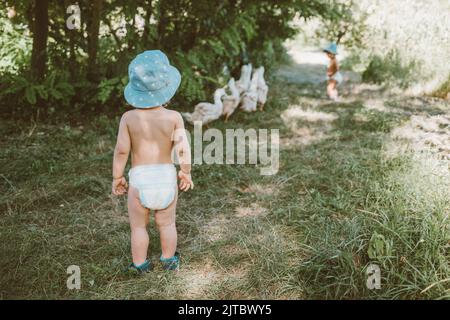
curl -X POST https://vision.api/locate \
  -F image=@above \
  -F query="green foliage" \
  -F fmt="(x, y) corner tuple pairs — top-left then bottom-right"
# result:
(362, 50), (421, 88)
(367, 232), (393, 263)
(314, 0), (367, 48)
(0, 16), (31, 74)
(339, 0), (449, 92)
(433, 75), (450, 99)
(0, 0), (349, 111)
(0, 71), (74, 107)
(97, 76), (128, 104)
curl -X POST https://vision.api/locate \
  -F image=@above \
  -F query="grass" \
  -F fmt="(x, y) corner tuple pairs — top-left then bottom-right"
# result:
(1, 64), (449, 299)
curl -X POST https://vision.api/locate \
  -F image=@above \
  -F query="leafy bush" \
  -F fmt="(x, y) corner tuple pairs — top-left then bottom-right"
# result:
(0, 0), (349, 112)
(96, 76), (128, 105)
(0, 70), (75, 108)
(362, 50), (420, 88)
(356, 0), (449, 92)
(313, 0), (368, 49)
(0, 17), (31, 74)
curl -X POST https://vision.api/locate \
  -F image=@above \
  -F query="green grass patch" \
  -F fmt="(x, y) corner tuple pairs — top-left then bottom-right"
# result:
(1, 76), (449, 299)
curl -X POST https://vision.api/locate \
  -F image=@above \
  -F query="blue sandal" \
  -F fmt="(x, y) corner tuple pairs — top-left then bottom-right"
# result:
(160, 252), (180, 271)
(126, 260), (153, 274)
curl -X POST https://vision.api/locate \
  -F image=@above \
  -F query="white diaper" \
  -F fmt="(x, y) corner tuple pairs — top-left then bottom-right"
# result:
(329, 71), (343, 85)
(129, 164), (177, 210)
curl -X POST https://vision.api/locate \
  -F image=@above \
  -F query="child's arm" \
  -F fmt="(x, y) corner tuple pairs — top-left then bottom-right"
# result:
(112, 113), (130, 195)
(173, 113), (194, 191)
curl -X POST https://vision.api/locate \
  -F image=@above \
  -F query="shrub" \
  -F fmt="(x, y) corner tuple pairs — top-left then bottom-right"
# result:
(357, 0), (450, 92)
(96, 76), (128, 105)
(0, 16), (31, 74)
(0, 70), (75, 109)
(0, 0), (351, 112)
(432, 76), (450, 99)
(362, 50), (420, 88)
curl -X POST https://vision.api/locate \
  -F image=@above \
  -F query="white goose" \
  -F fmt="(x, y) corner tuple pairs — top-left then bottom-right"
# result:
(222, 78), (240, 122)
(240, 69), (259, 112)
(235, 64), (252, 94)
(255, 66), (268, 110)
(182, 88), (226, 126)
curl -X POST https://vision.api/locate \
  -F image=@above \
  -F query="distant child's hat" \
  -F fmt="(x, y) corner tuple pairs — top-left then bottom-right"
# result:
(124, 50), (181, 108)
(323, 42), (338, 55)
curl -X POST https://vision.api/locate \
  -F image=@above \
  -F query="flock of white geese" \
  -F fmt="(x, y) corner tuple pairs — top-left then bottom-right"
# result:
(182, 64), (269, 125)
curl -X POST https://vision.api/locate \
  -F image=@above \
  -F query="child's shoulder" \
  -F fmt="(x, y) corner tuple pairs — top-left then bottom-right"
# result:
(163, 108), (183, 121)
(163, 108), (185, 129)
(120, 108), (182, 124)
(120, 109), (135, 122)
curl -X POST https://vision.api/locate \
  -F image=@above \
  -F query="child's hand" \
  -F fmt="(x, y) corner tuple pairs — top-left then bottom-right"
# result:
(178, 171), (194, 192)
(112, 176), (128, 195)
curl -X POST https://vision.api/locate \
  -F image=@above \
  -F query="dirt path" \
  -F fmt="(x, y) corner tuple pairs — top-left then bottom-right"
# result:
(276, 46), (361, 85)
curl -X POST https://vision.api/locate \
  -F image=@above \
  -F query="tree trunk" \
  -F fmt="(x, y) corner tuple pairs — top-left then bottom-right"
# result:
(87, 0), (103, 82)
(142, 0), (153, 44)
(157, 2), (168, 48)
(63, 0), (77, 77)
(30, 0), (49, 81)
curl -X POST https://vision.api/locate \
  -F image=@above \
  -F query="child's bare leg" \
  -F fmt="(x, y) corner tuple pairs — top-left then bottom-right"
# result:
(128, 185), (150, 265)
(333, 82), (339, 100)
(327, 80), (338, 100)
(154, 190), (178, 259)
(327, 81), (333, 98)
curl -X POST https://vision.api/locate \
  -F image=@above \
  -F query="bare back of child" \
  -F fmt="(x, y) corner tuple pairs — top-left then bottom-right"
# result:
(125, 107), (181, 166)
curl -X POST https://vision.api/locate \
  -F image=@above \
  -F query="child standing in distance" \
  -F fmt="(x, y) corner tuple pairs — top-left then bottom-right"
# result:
(112, 50), (193, 273)
(324, 42), (343, 101)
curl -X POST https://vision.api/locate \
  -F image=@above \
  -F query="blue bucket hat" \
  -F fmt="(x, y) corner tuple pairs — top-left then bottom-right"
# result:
(323, 42), (338, 55)
(124, 50), (181, 108)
